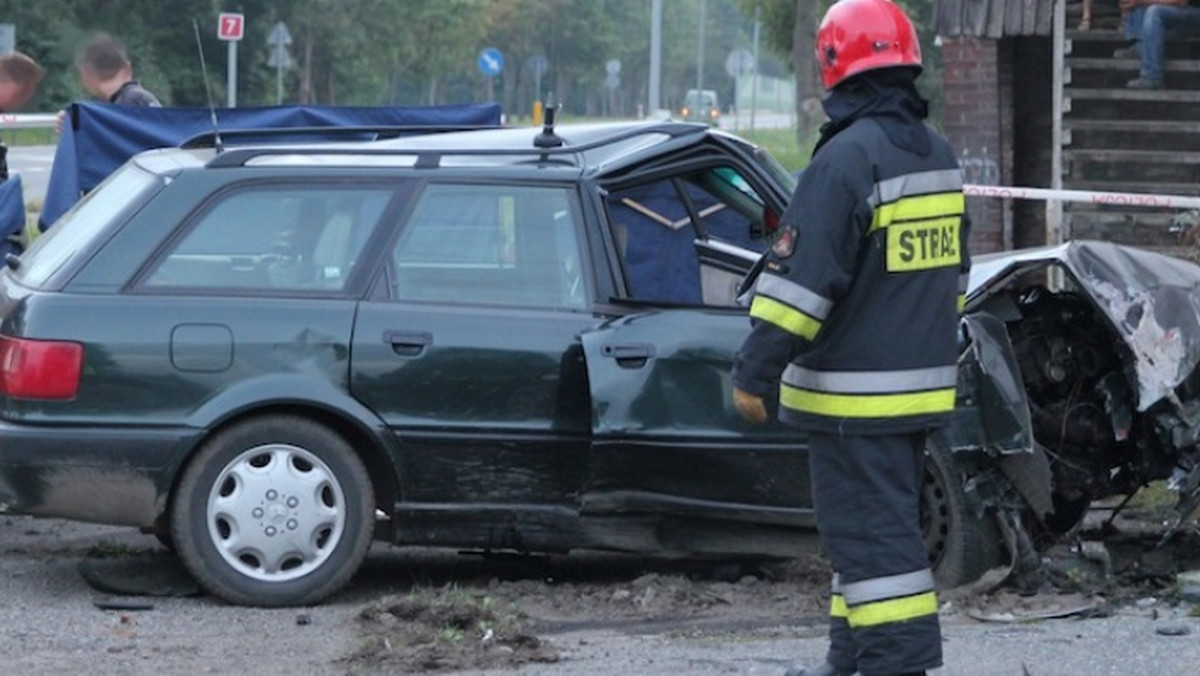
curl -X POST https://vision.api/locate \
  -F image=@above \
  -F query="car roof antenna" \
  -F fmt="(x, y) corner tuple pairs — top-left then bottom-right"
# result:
(534, 93), (564, 150)
(192, 18), (224, 154)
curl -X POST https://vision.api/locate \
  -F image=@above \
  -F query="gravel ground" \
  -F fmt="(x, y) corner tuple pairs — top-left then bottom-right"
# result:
(3, 514), (1200, 676)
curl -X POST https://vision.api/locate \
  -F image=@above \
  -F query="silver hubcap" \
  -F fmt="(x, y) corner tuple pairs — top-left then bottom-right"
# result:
(206, 443), (346, 582)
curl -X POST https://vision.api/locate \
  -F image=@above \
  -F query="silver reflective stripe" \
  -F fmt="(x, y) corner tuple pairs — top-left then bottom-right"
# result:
(831, 573), (841, 593)
(958, 272), (970, 293)
(841, 569), (935, 606)
(782, 364), (957, 394)
(755, 272), (834, 320)
(868, 169), (965, 209)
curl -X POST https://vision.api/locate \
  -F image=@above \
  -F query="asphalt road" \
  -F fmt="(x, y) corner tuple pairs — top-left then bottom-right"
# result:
(3, 514), (1200, 676)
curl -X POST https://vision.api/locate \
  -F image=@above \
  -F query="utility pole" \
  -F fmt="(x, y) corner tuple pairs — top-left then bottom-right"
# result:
(750, 5), (760, 131)
(696, 0), (706, 92)
(649, 0), (662, 115)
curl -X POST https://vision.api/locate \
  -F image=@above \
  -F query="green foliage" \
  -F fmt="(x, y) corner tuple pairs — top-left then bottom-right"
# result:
(0, 0), (940, 127)
(739, 126), (812, 173)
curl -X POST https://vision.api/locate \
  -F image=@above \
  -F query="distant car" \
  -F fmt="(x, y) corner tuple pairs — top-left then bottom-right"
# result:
(5, 117), (1200, 608)
(681, 89), (720, 126)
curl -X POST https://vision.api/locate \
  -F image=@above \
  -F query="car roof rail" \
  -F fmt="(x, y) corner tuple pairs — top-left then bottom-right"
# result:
(202, 122), (705, 169)
(180, 124), (499, 150)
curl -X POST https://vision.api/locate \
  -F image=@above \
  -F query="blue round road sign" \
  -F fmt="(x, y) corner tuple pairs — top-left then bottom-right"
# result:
(478, 48), (503, 77)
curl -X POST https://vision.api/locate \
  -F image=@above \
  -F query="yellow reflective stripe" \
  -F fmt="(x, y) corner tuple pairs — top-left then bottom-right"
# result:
(750, 295), (822, 340)
(957, 293), (967, 313)
(846, 591), (939, 628)
(780, 385), (956, 418)
(885, 217), (961, 272)
(871, 192), (965, 232)
(830, 593), (849, 618)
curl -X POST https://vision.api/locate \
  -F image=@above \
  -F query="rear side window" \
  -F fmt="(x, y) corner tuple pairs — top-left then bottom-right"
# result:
(390, 183), (586, 310)
(142, 186), (391, 293)
(16, 164), (160, 288)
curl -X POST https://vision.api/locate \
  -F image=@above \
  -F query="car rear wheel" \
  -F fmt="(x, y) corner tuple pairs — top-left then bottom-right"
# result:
(922, 440), (1003, 588)
(170, 415), (374, 607)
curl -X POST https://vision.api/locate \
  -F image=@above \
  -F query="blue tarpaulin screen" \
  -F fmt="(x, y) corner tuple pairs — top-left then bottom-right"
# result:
(0, 175), (24, 259)
(40, 101), (502, 230)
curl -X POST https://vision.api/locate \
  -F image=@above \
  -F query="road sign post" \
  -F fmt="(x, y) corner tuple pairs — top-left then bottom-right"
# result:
(218, 12), (245, 108)
(478, 47), (503, 103)
(266, 22), (293, 105)
(526, 54), (548, 111)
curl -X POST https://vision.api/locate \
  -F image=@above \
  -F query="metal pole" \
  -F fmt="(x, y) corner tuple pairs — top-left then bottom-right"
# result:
(227, 41), (237, 108)
(1048, 0), (1066, 247)
(750, 6), (760, 131)
(275, 48), (283, 105)
(650, 0), (662, 114)
(697, 0), (706, 92)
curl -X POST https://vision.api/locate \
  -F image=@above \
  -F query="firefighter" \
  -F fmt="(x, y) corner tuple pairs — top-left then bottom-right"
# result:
(731, 1), (970, 675)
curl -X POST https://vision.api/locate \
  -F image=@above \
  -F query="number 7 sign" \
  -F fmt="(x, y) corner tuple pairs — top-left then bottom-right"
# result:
(218, 12), (244, 41)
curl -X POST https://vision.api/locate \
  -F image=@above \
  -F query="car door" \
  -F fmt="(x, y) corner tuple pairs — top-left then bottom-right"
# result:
(582, 160), (815, 529)
(350, 181), (599, 510)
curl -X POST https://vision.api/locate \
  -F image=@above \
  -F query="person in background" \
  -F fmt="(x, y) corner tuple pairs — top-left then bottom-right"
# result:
(55, 32), (161, 134)
(731, 1), (970, 675)
(76, 32), (161, 106)
(0, 51), (45, 182)
(1117, 0), (1200, 89)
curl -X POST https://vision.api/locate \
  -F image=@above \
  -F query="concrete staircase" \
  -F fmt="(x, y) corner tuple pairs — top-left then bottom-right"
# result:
(1062, 6), (1200, 258)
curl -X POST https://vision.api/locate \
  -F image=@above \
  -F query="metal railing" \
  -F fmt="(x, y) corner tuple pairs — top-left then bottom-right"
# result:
(0, 113), (58, 130)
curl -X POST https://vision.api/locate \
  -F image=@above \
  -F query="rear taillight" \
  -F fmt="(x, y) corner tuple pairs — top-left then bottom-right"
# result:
(0, 335), (84, 400)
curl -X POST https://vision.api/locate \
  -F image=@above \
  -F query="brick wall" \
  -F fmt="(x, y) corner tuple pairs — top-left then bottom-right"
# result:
(941, 37), (1008, 254)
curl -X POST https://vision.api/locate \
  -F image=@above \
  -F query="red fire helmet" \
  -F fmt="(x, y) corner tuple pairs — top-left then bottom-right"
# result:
(815, 0), (923, 90)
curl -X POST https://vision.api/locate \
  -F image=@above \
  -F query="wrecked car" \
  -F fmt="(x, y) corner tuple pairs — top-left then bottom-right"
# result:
(943, 241), (1200, 584)
(2, 112), (1197, 607)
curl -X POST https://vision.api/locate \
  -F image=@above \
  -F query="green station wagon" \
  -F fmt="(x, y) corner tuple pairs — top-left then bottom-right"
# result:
(7, 119), (1200, 607)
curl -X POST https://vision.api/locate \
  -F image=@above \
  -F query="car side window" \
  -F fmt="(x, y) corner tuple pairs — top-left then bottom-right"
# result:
(143, 186), (391, 293)
(605, 167), (767, 307)
(390, 183), (586, 310)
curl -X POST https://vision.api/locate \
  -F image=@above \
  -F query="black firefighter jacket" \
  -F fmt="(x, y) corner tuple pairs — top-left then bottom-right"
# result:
(733, 84), (970, 436)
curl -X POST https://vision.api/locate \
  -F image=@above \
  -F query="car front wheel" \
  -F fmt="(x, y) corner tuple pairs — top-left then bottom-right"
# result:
(171, 415), (374, 607)
(922, 439), (1004, 588)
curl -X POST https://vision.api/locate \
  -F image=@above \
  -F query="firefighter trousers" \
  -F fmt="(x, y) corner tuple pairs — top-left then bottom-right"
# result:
(809, 431), (942, 676)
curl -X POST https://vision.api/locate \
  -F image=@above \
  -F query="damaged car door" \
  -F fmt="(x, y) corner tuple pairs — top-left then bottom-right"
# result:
(580, 309), (815, 557)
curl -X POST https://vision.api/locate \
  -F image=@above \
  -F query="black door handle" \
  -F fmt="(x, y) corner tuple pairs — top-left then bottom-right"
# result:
(384, 330), (432, 357)
(602, 343), (655, 368)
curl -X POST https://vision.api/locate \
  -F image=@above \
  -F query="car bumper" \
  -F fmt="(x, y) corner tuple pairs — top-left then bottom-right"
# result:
(0, 420), (203, 528)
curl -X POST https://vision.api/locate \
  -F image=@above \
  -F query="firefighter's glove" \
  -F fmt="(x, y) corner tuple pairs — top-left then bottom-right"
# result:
(733, 386), (768, 425)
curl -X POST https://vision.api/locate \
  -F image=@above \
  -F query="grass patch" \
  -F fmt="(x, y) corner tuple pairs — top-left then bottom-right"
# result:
(1126, 481), (1178, 520)
(737, 127), (815, 174)
(2, 128), (56, 147)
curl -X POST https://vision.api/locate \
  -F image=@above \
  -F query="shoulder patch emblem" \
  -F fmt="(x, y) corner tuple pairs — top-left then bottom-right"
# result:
(771, 226), (797, 258)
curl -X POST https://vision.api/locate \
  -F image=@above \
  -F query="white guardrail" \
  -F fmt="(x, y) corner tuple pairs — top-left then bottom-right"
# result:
(0, 113), (58, 130)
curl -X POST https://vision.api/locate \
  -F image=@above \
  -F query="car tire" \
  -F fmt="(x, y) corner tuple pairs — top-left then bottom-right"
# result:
(170, 415), (374, 607)
(922, 439), (1003, 588)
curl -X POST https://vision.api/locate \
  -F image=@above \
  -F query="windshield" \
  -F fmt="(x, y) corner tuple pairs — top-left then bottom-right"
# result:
(685, 91), (717, 108)
(15, 163), (161, 288)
